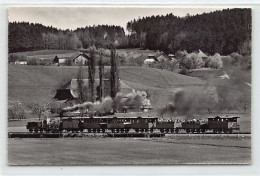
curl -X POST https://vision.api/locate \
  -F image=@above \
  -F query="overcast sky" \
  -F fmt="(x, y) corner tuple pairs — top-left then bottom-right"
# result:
(8, 7), (226, 32)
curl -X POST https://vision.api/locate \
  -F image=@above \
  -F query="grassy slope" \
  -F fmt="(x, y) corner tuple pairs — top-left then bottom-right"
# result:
(11, 50), (77, 57)
(8, 65), (204, 107)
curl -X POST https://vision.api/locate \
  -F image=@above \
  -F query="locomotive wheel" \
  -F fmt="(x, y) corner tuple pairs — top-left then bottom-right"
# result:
(29, 129), (33, 133)
(102, 129), (105, 133)
(88, 129), (91, 133)
(160, 129), (164, 133)
(186, 129), (190, 133)
(228, 129), (233, 133)
(150, 129), (153, 133)
(93, 129), (96, 133)
(175, 129), (179, 133)
(135, 129), (139, 133)
(165, 129), (169, 133)
(213, 129), (217, 133)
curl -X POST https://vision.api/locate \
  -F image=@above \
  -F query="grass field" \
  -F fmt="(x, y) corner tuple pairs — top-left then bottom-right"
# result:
(8, 65), (204, 107)
(8, 137), (250, 165)
(10, 50), (77, 57)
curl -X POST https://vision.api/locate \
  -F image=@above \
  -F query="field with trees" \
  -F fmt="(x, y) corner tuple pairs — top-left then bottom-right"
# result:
(8, 8), (251, 127)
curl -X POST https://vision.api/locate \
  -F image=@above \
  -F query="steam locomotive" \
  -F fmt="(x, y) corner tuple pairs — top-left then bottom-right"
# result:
(26, 114), (240, 134)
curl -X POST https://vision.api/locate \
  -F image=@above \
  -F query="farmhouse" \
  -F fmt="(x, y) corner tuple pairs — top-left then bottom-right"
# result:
(72, 52), (90, 66)
(198, 49), (208, 59)
(54, 79), (134, 101)
(144, 53), (172, 64)
(52, 52), (90, 66)
(52, 55), (70, 65)
(15, 60), (27, 65)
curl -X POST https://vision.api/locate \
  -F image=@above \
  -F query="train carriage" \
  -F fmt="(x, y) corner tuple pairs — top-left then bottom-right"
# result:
(62, 117), (81, 132)
(83, 117), (101, 133)
(154, 121), (175, 133)
(107, 117), (125, 133)
(130, 116), (158, 132)
(207, 116), (240, 133)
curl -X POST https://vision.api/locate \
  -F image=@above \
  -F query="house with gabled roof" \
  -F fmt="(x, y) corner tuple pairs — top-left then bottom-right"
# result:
(197, 49), (208, 59)
(54, 79), (134, 101)
(71, 52), (90, 66)
(144, 52), (172, 64)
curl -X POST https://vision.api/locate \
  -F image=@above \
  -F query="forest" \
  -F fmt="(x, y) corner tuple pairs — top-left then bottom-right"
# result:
(9, 8), (251, 55)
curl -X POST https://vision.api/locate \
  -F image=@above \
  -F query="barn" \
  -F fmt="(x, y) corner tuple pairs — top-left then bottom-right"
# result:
(72, 53), (90, 66)
(198, 49), (208, 59)
(54, 79), (134, 101)
(52, 55), (70, 66)
(15, 60), (27, 65)
(144, 53), (172, 64)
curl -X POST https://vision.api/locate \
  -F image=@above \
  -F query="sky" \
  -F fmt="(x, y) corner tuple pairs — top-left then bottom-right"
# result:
(8, 7), (226, 33)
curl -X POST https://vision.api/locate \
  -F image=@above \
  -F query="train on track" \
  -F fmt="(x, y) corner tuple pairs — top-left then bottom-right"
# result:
(26, 114), (240, 134)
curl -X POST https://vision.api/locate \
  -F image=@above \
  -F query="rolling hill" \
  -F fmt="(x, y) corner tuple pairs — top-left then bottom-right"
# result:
(8, 65), (205, 108)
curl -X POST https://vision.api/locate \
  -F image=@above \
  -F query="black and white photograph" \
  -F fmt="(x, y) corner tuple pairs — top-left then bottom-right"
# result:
(7, 6), (252, 165)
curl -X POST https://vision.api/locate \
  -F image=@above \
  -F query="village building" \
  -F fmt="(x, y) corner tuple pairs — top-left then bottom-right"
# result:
(198, 49), (208, 60)
(72, 53), (90, 66)
(144, 53), (172, 64)
(168, 54), (175, 60)
(15, 60), (27, 65)
(52, 55), (70, 66)
(54, 79), (134, 101)
(52, 52), (90, 66)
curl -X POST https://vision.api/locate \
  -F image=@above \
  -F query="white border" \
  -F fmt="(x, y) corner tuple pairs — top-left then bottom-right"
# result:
(1, 2), (260, 176)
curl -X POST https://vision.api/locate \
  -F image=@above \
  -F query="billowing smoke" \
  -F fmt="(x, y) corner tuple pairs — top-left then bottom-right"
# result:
(159, 86), (218, 116)
(62, 91), (144, 114)
(160, 65), (251, 116)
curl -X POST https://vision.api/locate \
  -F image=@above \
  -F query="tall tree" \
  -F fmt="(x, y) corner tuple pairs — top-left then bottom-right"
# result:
(98, 50), (104, 102)
(88, 50), (96, 102)
(77, 64), (84, 103)
(110, 47), (119, 99)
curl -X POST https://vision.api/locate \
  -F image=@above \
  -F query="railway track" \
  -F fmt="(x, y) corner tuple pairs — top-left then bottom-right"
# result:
(8, 132), (251, 138)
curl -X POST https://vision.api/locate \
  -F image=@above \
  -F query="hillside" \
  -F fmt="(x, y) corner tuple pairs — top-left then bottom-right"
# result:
(8, 65), (204, 108)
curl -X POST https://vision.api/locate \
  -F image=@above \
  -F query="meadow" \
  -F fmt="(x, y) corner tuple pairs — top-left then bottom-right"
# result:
(8, 65), (204, 107)
(8, 137), (250, 165)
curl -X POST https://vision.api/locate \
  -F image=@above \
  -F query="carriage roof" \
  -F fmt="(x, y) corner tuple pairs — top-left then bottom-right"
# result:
(207, 116), (240, 119)
(61, 116), (158, 120)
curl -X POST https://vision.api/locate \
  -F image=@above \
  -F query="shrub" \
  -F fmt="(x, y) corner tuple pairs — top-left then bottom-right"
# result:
(8, 103), (26, 120)
(221, 55), (232, 66)
(27, 58), (37, 65)
(179, 68), (188, 75)
(230, 52), (243, 66)
(205, 53), (223, 69)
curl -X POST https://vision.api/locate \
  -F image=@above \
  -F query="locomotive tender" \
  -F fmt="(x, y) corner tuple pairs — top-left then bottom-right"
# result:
(26, 114), (240, 134)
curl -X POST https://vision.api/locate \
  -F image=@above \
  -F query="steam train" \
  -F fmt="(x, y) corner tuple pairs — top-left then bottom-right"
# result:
(26, 114), (240, 134)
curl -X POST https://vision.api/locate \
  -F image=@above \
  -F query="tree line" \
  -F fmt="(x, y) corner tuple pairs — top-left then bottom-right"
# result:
(8, 22), (126, 53)
(9, 8), (251, 56)
(127, 8), (251, 55)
